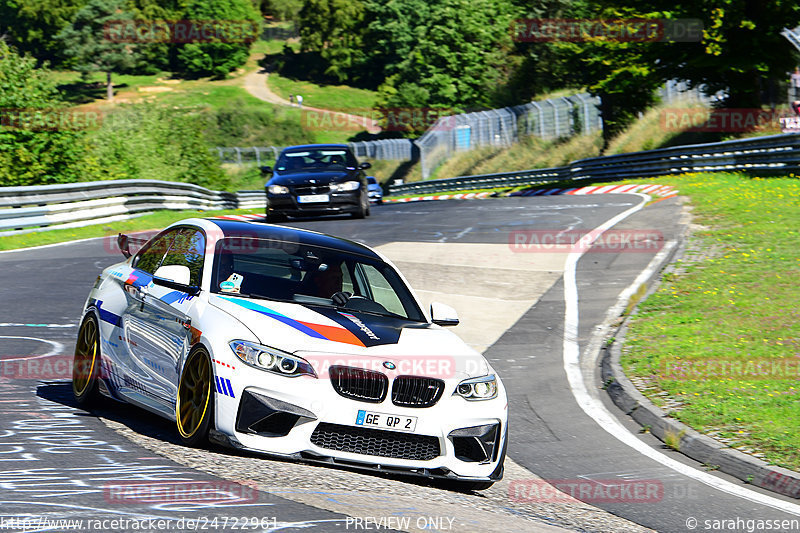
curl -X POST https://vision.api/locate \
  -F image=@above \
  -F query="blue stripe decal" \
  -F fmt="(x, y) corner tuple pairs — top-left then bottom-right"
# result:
(214, 376), (222, 394)
(223, 378), (235, 398)
(160, 291), (184, 305)
(95, 300), (122, 327)
(219, 296), (327, 340)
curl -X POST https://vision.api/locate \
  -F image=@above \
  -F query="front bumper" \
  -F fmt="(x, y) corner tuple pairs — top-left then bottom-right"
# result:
(214, 382), (507, 482)
(267, 190), (360, 217)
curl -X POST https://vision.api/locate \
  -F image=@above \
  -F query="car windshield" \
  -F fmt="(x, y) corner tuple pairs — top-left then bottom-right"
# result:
(274, 148), (357, 173)
(367, 177), (377, 185)
(211, 237), (425, 322)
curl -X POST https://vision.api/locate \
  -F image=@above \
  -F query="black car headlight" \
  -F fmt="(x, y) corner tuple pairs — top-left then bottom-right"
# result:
(454, 375), (498, 401)
(268, 185), (289, 195)
(229, 340), (316, 378)
(330, 181), (360, 192)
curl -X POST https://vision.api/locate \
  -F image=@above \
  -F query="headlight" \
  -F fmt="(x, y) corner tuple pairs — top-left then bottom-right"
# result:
(330, 181), (360, 192)
(268, 185), (289, 195)
(454, 375), (497, 401)
(229, 340), (316, 378)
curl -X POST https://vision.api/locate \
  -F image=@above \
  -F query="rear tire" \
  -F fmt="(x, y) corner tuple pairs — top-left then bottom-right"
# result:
(73, 314), (101, 406)
(176, 347), (214, 447)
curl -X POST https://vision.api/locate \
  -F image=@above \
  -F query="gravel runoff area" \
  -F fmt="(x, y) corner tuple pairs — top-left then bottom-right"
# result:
(101, 418), (653, 533)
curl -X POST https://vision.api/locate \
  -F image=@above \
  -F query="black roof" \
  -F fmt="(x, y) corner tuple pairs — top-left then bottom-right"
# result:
(206, 219), (381, 260)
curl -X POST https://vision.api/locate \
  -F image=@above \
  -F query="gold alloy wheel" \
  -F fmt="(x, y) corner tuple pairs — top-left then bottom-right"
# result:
(72, 316), (98, 399)
(176, 349), (212, 439)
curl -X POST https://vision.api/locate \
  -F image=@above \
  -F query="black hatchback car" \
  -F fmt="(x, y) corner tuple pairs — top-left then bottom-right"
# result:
(262, 144), (371, 222)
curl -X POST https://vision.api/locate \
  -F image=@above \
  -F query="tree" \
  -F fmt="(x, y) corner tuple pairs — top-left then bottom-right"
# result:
(0, 0), (87, 64)
(57, 0), (139, 101)
(0, 42), (96, 186)
(554, 8), (666, 147)
(627, 0), (800, 108)
(175, 0), (261, 79)
(296, 0), (365, 81)
(375, 0), (516, 119)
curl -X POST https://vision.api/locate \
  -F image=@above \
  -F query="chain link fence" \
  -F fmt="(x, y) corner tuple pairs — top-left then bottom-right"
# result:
(414, 94), (603, 179)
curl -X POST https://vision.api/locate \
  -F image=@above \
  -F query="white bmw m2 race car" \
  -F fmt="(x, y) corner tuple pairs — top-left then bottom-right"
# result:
(73, 218), (507, 489)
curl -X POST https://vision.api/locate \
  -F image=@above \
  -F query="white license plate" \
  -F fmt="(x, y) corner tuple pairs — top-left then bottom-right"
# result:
(297, 194), (329, 203)
(355, 410), (417, 432)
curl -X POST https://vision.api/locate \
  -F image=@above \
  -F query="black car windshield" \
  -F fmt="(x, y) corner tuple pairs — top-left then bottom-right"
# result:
(275, 148), (357, 173)
(211, 237), (425, 322)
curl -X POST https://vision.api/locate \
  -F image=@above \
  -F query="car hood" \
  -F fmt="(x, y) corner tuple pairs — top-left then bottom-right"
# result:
(209, 294), (487, 379)
(269, 170), (355, 186)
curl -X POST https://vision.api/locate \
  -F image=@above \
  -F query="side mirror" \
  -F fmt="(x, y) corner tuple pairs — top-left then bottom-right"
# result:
(260, 165), (272, 175)
(359, 162), (371, 170)
(431, 302), (459, 326)
(153, 265), (200, 296)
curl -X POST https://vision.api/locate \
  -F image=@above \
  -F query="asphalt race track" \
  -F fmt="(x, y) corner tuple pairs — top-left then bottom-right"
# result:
(2, 193), (800, 533)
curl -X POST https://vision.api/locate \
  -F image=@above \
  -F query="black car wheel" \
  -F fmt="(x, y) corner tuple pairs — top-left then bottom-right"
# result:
(352, 191), (369, 219)
(73, 314), (101, 406)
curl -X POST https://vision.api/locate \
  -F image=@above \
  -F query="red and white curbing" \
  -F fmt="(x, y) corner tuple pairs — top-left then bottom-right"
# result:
(385, 184), (677, 204)
(212, 214), (264, 222)
(385, 192), (492, 203)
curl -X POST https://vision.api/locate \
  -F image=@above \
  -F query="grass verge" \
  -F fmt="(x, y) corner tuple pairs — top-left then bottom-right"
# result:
(0, 208), (261, 252)
(619, 172), (800, 470)
(266, 72), (378, 115)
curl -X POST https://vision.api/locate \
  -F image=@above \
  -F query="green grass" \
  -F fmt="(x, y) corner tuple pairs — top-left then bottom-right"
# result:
(0, 208), (261, 252)
(266, 72), (378, 115)
(619, 172), (800, 469)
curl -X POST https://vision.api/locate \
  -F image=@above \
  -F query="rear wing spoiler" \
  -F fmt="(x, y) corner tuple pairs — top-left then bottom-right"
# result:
(117, 233), (149, 259)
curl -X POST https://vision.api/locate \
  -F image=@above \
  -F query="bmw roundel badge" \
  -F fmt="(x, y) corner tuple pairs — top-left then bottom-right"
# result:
(383, 361), (396, 370)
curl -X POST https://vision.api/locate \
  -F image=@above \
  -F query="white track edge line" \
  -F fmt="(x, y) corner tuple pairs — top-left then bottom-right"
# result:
(562, 193), (800, 516)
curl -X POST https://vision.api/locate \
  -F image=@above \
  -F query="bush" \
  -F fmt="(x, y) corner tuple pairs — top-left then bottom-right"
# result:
(201, 101), (312, 147)
(89, 104), (228, 189)
(0, 42), (100, 186)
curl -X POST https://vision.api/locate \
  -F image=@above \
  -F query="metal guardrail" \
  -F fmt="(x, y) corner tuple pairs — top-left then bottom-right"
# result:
(390, 133), (800, 195)
(0, 180), (265, 235)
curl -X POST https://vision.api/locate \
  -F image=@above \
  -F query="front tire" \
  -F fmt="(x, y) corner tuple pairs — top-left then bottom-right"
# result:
(176, 347), (214, 447)
(352, 192), (368, 219)
(73, 314), (101, 406)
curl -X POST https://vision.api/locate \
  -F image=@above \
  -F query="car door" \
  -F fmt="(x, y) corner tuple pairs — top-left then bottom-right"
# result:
(123, 227), (204, 409)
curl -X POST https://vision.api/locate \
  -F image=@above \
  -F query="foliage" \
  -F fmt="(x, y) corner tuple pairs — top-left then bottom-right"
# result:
(258, 0), (304, 22)
(0, 0), (86, 64)
(200, 101), (313, 146)
(126, 0), (186, 73)
(375, 0), (515, 121)
(56, 0), (139, 99)
(88, 103), (228, 189)
(175, 0), (261, 79)
(621, 0), (800, 108)
(0, 42), (97, 186)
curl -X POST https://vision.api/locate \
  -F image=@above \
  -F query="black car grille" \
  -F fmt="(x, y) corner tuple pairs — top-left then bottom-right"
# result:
(293, 184), (330, 195)
(310, 423), (441, 461)
(329, 366), (388, 403)
(391, 376), (445, 408)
